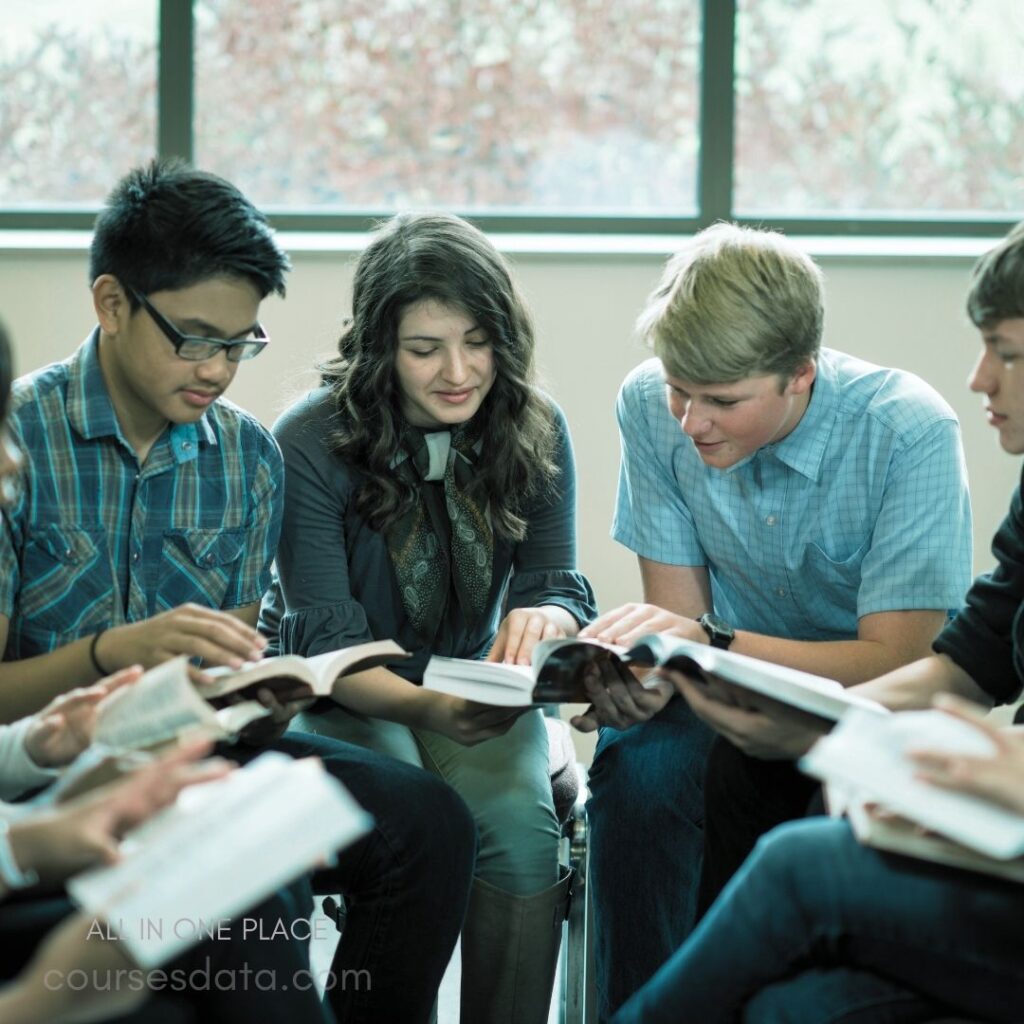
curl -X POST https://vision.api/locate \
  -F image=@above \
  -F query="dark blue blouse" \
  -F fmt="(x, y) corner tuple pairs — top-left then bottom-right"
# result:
(260, 386), (597, 681)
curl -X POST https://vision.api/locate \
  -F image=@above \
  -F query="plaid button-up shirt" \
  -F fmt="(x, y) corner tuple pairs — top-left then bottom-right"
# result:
(0, 329), (283, 661)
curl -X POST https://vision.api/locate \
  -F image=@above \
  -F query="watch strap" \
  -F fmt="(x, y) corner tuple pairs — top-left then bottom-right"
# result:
(698, 612), (735, 650)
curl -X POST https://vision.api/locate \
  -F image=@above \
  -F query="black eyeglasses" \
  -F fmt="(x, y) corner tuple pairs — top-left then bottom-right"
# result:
(128, 288), (269, 362)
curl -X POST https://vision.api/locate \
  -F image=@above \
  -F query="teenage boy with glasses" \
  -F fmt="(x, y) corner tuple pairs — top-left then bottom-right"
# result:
(0, 160), (475, 1022)
(0, 163), (285, 710)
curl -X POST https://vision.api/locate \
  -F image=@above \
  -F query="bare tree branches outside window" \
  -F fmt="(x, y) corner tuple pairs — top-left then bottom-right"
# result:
(0, 0), (1020, 220)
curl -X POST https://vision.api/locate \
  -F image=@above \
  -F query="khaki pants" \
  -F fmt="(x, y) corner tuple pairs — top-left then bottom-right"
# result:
(291, 705), (560, 895)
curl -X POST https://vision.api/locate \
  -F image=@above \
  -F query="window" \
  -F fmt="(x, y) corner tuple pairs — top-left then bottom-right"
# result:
(735, 0), (1024, 217)
(0, 0), (1020, 234)
(195, 0), (701, 215)
(0, 0), (157, 207)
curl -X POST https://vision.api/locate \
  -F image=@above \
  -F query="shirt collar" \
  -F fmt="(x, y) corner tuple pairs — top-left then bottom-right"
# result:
(762, 351), (837, 482)
(66, 328), (216, 462)
(66, 328), (122, 442)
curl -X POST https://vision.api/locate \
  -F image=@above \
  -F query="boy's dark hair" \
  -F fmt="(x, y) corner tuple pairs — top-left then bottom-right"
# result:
(88, 159), (290, 305)
(967, 221), (1024, 328)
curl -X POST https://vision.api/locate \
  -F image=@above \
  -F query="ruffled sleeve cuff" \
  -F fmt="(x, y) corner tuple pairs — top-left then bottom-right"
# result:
(505, 569), (599, 628)
(278, 601), (376, 658)
(0, 718), (61, 802)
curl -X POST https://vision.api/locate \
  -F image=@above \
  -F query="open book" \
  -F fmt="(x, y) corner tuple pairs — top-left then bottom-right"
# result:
(802, 708), (1024, 864)
(95, 639), (408, 750)
(200, 639), (408, 704)
(424, 632), (886, 718)
(69, 753), (372, 967)
(844, 796), (1024, 883)
(424, 637), (626, 706)
(94, 658), (270, 750)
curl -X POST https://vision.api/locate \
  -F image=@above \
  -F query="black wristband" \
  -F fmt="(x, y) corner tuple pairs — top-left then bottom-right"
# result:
(89, 628), (110, 677)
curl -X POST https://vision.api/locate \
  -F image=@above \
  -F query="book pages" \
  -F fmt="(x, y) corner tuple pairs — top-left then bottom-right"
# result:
(845, 796), (1024, 883)
(69, 753), (373, 968)
(201, 639), (408, 701)
(424, 637), (622, 705)
(93, 658), (267, 750)
(801, 708), (1024, 860)
(424, 656), (536, 704)
(635, 634), (888, 722)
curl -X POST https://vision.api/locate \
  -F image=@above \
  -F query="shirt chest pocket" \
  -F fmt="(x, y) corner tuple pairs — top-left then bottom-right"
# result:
(19, 524), (113, 640)
(794, 535), (870, 625)
(161, 528), (247, 609)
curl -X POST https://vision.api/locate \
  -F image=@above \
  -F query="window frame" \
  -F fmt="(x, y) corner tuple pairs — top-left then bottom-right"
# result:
(0, 0), (1017, 238)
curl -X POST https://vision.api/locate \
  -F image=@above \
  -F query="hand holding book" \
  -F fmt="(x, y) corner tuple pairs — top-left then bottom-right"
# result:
(672, 671), (832, 760)
(92, 640), (409, 752)
(69, 753), (373, 968)
(801, 701), (1024, 866)
(8, 737), (230, 887)
(486, 605), (580, 667)
(907, 694), (1024, 817)
(424, 631), (882, 731)
(24, 666), (144, 769)
(416, 696), (534, 747)
(567, 655), (674, 735)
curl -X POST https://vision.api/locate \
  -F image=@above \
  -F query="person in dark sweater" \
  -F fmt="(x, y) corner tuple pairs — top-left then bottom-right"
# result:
(614, 220), (1024, 1023)
(261, 212), (597, 1024)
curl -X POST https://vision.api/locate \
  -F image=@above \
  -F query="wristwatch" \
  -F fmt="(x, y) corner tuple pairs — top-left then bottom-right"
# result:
(697, 612), (735, 650)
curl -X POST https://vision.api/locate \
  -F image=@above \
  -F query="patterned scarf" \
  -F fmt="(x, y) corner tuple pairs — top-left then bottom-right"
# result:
(385, 421), (494, 643)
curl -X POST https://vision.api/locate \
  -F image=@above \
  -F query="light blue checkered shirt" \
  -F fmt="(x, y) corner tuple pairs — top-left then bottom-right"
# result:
(0, 330), (284, 661)
(613, 350), (972, 640)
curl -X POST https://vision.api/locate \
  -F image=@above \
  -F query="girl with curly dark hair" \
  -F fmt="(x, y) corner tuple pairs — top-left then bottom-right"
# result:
(262, 212), (596, 1022)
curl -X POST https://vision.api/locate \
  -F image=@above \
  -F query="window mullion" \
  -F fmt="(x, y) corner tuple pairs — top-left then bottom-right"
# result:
(158, 0), (194, 161)
(697, 0), (736, 228)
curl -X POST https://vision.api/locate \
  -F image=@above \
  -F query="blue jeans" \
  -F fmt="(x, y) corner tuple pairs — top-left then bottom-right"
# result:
(586, 696), (715, 1019)
(696, 736), (821, 917)
(237, 734), (477, 1024)
(613, 818), (1024, 1023)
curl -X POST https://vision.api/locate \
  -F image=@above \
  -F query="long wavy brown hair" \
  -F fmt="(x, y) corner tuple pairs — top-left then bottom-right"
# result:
(322, 212), (558, 542)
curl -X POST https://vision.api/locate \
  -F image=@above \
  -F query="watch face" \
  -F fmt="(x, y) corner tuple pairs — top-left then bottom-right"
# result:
(700, 613), (734, 647)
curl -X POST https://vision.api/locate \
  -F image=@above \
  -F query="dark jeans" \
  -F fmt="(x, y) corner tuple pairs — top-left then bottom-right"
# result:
(0, 881), (330, 1023)
(238, 733), (477, 1024)
(613, 818), (1024, 1023)
(696, 736), (820, 918)
(586, 697), (715, 1020)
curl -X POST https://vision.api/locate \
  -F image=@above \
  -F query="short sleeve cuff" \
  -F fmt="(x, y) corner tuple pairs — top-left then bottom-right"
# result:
(610, 521), (707, 566)
(226, 565), (277, 612)
(856, 584), (966, 619)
